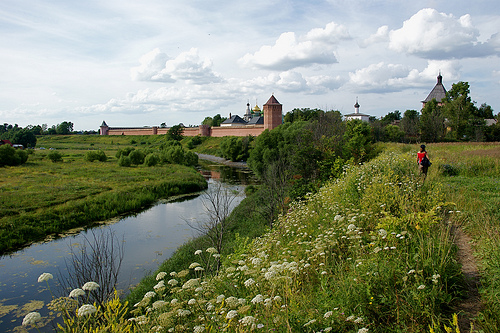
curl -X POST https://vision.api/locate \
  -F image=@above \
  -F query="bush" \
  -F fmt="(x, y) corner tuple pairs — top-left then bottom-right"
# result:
(115, 147), (134, 158)
(47, 150), (63, 163)
(129, 150), (145, 165)
(183, 151), (198, 166)
(163, 146), (185, 165)
(0, 145), (28, 166)
(144, 153), (160, 167)
(439, 163), (459, 176)
(84, 150), (107, 162)
(118, 155), (131, 167)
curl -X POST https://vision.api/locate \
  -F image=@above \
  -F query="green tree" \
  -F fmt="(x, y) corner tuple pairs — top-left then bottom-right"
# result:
(202, 114), (226, 127)
(144, 153), (160, 166)
(56, 121), (74, 135)
(342, 120), (374, 163)
(167, 124), (184, 141)
(381, 110), (402, 126)
(442, 81), (477, 140)
(384, 124), (405, 142)
(420, 99), (445, 142)
(400, 110), (420, 143)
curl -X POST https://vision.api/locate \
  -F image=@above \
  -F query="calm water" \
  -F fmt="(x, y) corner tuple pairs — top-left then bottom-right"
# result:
(0, 161), (255, 332)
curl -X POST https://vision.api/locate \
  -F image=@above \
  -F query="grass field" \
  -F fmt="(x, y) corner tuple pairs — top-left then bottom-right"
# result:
(0, 135), (207, 255)
(13, 140), (500, 332)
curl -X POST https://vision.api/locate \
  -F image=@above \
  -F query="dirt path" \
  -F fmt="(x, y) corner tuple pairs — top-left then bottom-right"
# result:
(451, 224), (482, 332)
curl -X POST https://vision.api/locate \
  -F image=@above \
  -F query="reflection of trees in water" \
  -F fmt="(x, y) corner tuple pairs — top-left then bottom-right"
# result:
(198, 161), (257, 185)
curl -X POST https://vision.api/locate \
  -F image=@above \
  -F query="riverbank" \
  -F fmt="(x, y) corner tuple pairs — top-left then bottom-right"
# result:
(0, 136), (208, 255)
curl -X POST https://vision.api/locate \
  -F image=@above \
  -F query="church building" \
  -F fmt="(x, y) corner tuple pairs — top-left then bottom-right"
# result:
(422, 73), (447, 108)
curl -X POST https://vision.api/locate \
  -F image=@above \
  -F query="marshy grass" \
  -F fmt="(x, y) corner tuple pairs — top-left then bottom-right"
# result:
(0, 135), (207, 254)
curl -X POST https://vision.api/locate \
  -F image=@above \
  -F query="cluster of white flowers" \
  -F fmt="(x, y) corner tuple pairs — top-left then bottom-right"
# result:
(124, 152), (450, 332)
(22, 312), (41, 326)
(78, 304), (97, 317)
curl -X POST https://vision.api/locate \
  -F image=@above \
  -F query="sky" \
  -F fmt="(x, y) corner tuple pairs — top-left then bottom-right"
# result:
(1, 0), (499, 131)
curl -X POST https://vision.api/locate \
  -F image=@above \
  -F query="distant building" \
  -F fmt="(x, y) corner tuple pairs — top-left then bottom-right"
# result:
(422, 73), (447, 107)
(344, 98), (370, 122)
(100, 94), (282, 137)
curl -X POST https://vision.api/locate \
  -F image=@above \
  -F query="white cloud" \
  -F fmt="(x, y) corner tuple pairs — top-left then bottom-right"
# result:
(238, 21), (350, 70)
(389, 8), (496, 59)
(349, 60), (461, 93)
(360, 25), (389, 47)
(131, 48), (223, 84)
(130, 48), (171, 82)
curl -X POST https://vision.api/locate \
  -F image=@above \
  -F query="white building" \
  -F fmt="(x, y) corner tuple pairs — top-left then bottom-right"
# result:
(344, 98), (370, 122)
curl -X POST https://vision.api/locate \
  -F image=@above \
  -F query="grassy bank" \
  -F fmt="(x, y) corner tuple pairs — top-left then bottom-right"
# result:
(122, 148), (465, 332)
(0, 135), (207, 254)
(427, 142), (500, 332)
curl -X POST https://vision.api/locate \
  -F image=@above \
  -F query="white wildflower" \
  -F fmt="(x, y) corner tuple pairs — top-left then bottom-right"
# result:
(170, 271), (177, 277)
(82, 281), (99, 291)
(303, 319), (316, 327)
(251, 257), (262, 266)
(417, 284), (426, 290)
(182, 278), (199, 289)
(22, 312), (41, 326)
(244, 278), (255, 287)
(37, 273), (53, 283)
(432, 274), (441, 284)
(189, 262), (201, 269)
(240, 315), (256, 326)
(206, 247), (218, 254)
(347, 224), (356, 231)
(251, 294), (264, 304)
(195, 266), (204, 271)
(69, 288), (85, 298)
(168, 279), (178, 286)
(170, 298), (178, 304)
(153, 281), (165, 290)
(195, 250), (202, 255)
(143, 291), (156, 299)
(152, 300), (167, 309)
(188, 298), (196, 305)
(194, 325), (205, 333)
(358, 328), (369, 333)
(78, 304), (97, 317)
(407, 269), (416, 274)
(216, 294), (225, 303)
(226, 310), (238, 319)
(156, 272), (167, 281)
(378, 229), (387, 238)
(324, 311), (333, 319)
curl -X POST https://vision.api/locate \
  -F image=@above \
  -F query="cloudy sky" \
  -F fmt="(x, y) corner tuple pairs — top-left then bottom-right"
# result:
(1, 0), (499, 131)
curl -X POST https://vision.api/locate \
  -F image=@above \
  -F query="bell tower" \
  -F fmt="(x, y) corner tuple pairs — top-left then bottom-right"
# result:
(263, 95), (282, 130)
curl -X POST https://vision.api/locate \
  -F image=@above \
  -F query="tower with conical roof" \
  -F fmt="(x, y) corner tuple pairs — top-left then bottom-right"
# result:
(263, 95), (282, 130)
(100, 121), (109, 135)
(422, 72), (447, 107)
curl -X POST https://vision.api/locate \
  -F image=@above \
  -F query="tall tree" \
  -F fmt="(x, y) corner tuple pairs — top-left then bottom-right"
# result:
(442, 81), (477, 140)
(400, 110), (420, 143)
(420, 99), (445, 142)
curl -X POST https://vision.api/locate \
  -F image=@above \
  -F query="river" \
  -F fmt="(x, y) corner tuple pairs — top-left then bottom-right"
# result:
(0, 160), (255, 332)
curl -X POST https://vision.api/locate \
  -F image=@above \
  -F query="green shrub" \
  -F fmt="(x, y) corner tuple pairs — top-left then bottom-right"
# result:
(144, 153), (160, 167)
(115, 147), (134, 158)
(84, 150), (107, 162)
(118, 155), (131, 167)
(183, 151), (198, 166)
(47, 150), (63, 163)
(129, 150), (145, 165)
(439, 163), (459, 176)
(0, 145), (28, 166)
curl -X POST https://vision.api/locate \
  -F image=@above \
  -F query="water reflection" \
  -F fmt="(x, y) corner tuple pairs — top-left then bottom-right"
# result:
(0, 162), (251, 332)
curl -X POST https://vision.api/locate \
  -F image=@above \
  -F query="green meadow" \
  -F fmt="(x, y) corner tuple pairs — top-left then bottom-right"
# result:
(11, 139), (500, 333)
(0, 135), (207, 254)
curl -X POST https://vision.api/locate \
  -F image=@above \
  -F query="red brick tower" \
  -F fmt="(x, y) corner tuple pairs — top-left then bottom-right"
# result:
(263, 95), (282, 130)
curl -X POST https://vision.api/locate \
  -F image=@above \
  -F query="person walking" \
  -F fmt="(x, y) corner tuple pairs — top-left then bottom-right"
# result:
(417, 144), (430, 179)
